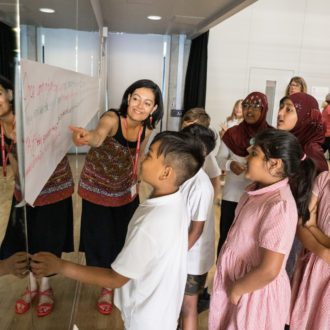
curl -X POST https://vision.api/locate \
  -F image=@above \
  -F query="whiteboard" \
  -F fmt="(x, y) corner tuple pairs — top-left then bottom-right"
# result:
(21, 59), (99, 205)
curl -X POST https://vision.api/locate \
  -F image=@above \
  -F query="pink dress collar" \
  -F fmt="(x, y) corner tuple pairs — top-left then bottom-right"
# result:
(247, 178), (289, 196)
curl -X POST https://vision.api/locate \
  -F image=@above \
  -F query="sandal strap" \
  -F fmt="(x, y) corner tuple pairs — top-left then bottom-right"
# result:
(100, 288), (113, 296)
(22, 287), (38, 297)
(39, 289), (53, 297)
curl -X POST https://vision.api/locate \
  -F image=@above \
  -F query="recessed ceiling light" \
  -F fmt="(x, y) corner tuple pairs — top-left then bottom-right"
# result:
(39, 8), (55, 14)
(147, 15), (162, 21)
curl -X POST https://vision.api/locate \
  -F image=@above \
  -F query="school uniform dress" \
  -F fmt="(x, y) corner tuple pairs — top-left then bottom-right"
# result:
(112, 190), (188, 330)
(209, 178), (297, 330)
(78, 110), (146, 267)
(180, 168), (215, 276)
(0, 156), (74, 258)
(290, 172), (330, 330)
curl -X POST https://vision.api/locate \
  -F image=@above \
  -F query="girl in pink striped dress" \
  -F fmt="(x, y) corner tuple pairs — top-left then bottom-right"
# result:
(209, 128), (317, 330)
(290, 171), (330, 330)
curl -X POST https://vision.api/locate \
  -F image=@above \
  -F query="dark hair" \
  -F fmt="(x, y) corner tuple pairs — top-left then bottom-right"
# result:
(254, 128), (317, 222)
(151, 131), (204, 186)
(182, 108), (210, 128)
(118, 79), (163, 129)
(0, 75), (13, 90)
(181, 124), (217, 156)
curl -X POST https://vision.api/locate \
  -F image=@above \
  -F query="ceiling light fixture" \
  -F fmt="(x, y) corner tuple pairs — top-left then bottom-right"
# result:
(39, 8), (55, 14)
(147, 15), (162, 21)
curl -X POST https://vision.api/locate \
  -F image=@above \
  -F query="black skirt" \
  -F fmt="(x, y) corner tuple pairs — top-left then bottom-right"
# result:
(0, 196), (74, 259)
(79, 196), (139, 268)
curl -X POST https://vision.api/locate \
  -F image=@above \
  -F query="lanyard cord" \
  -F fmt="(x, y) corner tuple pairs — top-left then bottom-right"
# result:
(123, 118), (143, 180)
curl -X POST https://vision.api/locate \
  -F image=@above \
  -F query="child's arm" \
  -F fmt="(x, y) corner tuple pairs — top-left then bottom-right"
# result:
(297, 226), (330, 264)
(70, 111), (117, 147)
(31, 252), (129, 288)
(300, 193), (330, 251)
(188, 221), (205, 250)
(228, 248), (284, 305)
(306, 226), (330, 249)
(210, 176), (221, 202)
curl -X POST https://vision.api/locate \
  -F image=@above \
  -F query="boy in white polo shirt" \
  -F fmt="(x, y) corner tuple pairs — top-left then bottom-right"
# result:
(31, 131), (205, 330)
(179, 124), (217, 330)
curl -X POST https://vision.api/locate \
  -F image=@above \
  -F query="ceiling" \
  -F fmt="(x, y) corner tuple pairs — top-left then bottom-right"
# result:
(1, 0), (256, 38)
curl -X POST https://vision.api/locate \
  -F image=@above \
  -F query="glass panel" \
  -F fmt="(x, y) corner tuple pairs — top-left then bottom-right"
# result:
(1, 0), (101, 329)
(0, 1), (31, 329)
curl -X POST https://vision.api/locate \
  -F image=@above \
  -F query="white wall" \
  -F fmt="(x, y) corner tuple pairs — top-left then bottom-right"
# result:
(107, 33), (166, 111)
(37, 27), (99, 76)
(206, 0), (330, 129)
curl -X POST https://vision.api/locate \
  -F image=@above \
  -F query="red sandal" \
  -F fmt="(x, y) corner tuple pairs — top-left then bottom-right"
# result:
(36, 288), (54, 317)
(15, 288), (38, 314)
(97, 288), (113, 315)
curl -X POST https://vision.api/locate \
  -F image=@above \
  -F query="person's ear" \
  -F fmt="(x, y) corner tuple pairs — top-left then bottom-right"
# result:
(160, 165), (172, 180)
(127, 93), (131, 104)
(152, 104), (158, 113)
(268, 158), (283, 176)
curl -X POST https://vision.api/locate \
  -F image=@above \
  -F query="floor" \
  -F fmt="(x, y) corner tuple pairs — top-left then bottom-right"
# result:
(0, 154), (221, 330)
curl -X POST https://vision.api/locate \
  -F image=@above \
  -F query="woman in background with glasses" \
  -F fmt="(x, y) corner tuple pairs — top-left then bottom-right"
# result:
(215, 92), (271, 256)
(285, 76), (308, 96)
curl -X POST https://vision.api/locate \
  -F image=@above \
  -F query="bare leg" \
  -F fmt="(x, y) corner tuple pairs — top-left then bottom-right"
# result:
(181, 294), (199, 330)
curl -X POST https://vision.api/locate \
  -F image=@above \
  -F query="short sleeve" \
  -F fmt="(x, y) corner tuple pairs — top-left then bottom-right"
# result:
(203, 154), (221, 179)
(111, 227), (156, 279)
(188, 178), (213, 222)
(258, 200), (296, 254)
(215, 142), (230, 171)
(312, 171), (329, 198)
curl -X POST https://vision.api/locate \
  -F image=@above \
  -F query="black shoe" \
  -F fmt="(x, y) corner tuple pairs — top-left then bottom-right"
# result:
(197, 288), (210, 314)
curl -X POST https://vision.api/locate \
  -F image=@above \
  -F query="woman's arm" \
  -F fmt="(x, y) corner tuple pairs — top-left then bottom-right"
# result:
(31, 252), (129, 288)
(228, 248), (284, 305)
(70, 111), (118, 147)
(216, 142), (246, 175)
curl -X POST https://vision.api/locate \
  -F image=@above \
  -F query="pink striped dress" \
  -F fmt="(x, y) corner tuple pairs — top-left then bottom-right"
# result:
(290, 171), (330, 330)
(209, 178), (298, 330)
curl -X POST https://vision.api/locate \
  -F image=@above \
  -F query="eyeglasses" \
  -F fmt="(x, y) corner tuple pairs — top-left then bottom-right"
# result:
(242, 102), (262, 112)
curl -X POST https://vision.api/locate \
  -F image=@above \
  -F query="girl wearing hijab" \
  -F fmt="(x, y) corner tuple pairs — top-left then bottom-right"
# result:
(277, 92), (328, 173)
(216, 92), (271, 255)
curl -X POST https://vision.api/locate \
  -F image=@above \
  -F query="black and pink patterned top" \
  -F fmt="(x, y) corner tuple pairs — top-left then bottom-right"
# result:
(15, 156), (74, 206)
(78, 110), (146, 207)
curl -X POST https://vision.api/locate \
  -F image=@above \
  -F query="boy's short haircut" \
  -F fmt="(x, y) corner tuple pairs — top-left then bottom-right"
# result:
(182, 108), (210, 128)
(151, 131), (204, 186)
(181, 124), (217, 156)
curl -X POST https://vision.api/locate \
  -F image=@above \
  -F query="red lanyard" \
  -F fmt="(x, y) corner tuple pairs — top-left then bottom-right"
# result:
(1, 121), (15, 177)
(123, 118), (143, 179)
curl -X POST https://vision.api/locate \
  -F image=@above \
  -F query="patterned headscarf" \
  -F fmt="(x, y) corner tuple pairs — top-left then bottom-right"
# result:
(288, 92), (327, 172)
(222, 92), (271, 157)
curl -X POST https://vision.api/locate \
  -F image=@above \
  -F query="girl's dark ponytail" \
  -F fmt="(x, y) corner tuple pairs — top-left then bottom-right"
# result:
(254, 128), (317, 223)
(289, 157), (316, 223)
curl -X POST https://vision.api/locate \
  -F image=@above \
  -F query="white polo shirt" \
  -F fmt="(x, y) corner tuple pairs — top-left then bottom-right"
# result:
(180, 168), (215, 275)
(112, 190), (188, 330)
